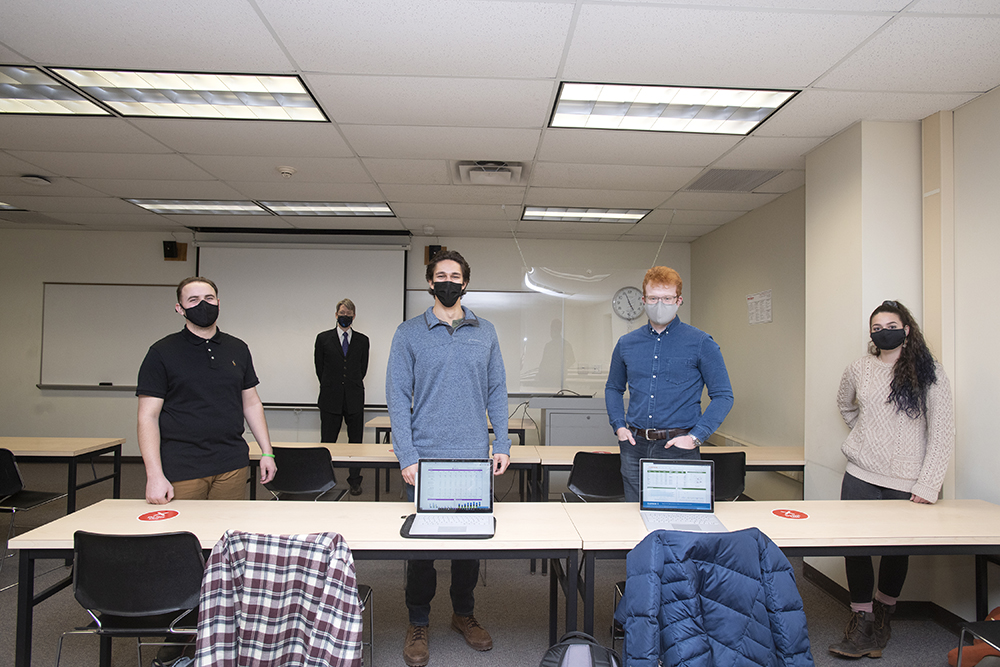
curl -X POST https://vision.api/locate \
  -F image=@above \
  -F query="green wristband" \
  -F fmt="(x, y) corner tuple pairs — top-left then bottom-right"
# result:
(261, 453), (275, 458)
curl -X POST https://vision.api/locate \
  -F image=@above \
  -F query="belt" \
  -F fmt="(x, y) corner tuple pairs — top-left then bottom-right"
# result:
(628, 426), (690, 441)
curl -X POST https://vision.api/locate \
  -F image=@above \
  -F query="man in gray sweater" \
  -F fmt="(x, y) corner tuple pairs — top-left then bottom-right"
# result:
(386, 249), (511, 667)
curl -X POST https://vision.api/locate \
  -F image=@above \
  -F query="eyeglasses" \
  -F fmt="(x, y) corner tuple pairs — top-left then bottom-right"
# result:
(644, 295), (679, 305)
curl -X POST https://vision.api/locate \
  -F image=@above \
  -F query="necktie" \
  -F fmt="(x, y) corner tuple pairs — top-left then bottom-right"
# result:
(342, 332), (349, 357)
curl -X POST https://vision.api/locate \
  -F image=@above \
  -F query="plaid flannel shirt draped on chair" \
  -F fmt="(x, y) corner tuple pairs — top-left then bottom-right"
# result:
(196, 530), (364, 667)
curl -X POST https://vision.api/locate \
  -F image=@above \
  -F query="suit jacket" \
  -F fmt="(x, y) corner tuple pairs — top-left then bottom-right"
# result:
(315, 328), (369, 414)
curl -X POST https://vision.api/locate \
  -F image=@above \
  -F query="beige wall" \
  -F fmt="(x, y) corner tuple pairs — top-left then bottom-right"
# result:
(690, 187), (805, 449)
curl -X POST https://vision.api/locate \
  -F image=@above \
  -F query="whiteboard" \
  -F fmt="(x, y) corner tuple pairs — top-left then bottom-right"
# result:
(198, 245), (405, 406)
(40, 283), (180, 387)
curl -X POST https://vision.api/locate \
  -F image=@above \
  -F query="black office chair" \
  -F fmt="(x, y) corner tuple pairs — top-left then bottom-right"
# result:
(264, 446), (347, 501)
(701, 450), (747, 502)
(0, 448), (67, 585)
(562, 452), (626, 503)
(54, 530), (205, 667)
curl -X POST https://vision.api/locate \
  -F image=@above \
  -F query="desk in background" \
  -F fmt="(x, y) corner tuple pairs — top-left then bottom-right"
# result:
(0, 437), (124, 514)
(11, 499), (581, 667)
(365, 415), (531, 447)
(534, 444), (805, 500)
(251, 442), (541, 502)
(563, 499), (1000, 635)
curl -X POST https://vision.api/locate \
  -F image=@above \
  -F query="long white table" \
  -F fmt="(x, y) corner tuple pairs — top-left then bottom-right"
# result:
(564, 499), (1000, 635)
(0, 437), (124, 513)
(11, 499), (580, 667)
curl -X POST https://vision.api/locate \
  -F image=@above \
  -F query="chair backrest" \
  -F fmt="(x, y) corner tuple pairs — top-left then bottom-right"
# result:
(567, 452), (625, 502)
(264, 446), (338, 496)
(73, 530), (205, 617)
(700, 450), (746, 502)
(0, 449), (25, 497)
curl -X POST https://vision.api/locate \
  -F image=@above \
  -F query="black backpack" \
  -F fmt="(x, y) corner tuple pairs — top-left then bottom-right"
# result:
(539, 631), (623, 667)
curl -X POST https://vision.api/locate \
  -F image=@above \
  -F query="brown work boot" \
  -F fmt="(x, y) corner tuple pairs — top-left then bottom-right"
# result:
(403, 624), (430, 666)
(828, 610), (882, 658)
(872, 599), (896, 648)
(451, 613), (493, 651)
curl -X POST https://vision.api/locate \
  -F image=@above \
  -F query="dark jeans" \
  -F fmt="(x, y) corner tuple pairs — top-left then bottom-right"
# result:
(841, 472), (911, 603)
(619, 432), (701, 502)
(320, 409), (364, 487)
(404, 483), (479, 625)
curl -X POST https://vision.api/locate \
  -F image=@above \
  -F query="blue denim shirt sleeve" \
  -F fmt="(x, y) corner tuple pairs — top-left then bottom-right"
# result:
(691, 334), (734, 442)
(604, 339), (629, 434)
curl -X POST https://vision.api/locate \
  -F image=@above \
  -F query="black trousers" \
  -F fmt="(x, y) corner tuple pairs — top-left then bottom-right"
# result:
(320, 408), (364, 486)
(841, 472), (910, 603)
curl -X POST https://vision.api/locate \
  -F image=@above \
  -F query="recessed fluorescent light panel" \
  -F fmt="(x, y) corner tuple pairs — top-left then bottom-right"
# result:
(126, 200), (272, 215)
(0, 65), (110, 115)
(258, 202), (394, 216)
(522, 207), (650, 223)
(550, 82), (796, 135)
(49, 69), (327, 121)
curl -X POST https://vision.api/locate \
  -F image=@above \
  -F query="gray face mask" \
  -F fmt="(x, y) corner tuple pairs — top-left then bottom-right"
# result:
(645, 302), (679, 326)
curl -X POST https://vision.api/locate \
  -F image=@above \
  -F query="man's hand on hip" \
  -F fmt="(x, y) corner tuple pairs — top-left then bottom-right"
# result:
(666, 434), (697, 450)
(616, 427), (636, 446)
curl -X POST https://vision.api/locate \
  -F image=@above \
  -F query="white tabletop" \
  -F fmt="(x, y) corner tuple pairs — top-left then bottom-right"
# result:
(9, 498), (581, 552)
(0, 436), (125, 457)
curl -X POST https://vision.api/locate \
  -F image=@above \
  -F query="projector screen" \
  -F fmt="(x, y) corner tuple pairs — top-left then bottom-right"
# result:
(198, 245), (405, 406)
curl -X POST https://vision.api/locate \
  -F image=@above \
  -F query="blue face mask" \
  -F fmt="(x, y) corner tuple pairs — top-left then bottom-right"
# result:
(338, 315), (354, 329)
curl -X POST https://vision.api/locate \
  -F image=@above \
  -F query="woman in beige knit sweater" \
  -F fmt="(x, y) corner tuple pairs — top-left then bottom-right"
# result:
(829, 300), (954, 660)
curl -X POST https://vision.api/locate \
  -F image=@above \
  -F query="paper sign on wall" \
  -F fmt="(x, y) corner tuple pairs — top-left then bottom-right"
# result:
(747, 289), (773, 325)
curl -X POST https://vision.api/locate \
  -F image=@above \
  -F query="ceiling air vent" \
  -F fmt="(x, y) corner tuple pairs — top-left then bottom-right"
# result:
(453, 161), (526, 185)
(685, 169), (782, 193)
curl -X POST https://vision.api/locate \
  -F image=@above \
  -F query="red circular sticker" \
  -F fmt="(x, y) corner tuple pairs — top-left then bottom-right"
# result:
(772, 509), (809, 520)
(138, 510), (179, 522)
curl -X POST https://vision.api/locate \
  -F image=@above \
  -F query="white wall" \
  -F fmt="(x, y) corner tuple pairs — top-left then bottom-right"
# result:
(690, 187), (805, 449)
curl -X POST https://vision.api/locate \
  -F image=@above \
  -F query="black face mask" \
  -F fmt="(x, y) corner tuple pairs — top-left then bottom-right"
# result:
(432, 281), (464, 308)
(183, 300), (219, 328)
(338, 315), (354, 329)
(871, 328), (906, 351)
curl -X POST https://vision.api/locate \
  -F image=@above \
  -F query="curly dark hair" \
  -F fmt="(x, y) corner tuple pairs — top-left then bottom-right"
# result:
(869, 300), (937, 418)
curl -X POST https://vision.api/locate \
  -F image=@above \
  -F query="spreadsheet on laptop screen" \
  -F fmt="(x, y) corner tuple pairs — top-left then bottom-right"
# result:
(417, 459), (493, 512)
(641, 460), (714, 511)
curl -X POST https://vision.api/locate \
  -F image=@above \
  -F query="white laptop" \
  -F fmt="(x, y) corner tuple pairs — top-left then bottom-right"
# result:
(639, 459), (728, 533)
(408, 458), (495, 537)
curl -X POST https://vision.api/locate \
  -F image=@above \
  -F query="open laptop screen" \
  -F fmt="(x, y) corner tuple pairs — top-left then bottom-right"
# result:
(416, 459), (493, 513)
(640, 459), (715, 512)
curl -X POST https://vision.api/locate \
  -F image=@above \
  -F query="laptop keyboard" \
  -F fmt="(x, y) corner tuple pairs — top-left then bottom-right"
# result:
(412, 514), (494, 532)
(643, 512), (718, 525)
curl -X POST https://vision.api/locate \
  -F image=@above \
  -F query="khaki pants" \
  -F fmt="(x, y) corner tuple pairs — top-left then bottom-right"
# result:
(171, 466), (249, 500)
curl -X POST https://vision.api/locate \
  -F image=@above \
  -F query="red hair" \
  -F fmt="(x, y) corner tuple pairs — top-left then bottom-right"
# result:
(643, 266), (682, 296)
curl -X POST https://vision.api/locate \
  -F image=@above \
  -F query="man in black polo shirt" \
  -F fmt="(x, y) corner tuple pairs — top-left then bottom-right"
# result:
(137, 276), (276, 504)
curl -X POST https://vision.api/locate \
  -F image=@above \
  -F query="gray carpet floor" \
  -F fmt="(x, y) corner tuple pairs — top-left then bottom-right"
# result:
(0, 461), (965, 666)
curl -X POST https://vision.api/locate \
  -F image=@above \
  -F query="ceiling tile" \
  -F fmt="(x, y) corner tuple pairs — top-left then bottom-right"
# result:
(3, 195), (139, 214)
(531, 163), (701, 191)
(1, 0), (294, 70)
(340, 125), (542, 160)
(361, 159), (453, 185)
(391, 202), (511, 221)
(712, 137), (826, 170)
(256, 0), (574, 77)
(641, 209), (744, 226)
(310, 75), (556, 127)
(6, 152), (214, 180)
(381, 184), (524, 205)
(227, 182), (385, 201)
(538, 129), (740, 167)
(172, 215), (295, 229)
(129, 119), (356, 158)
(818, 16), (1000, 92)
(284, 216), (408, 231)
(0, 117), (173, 153)
(662, 191), (781, 210)
(187, 155), (372, 184)
(563, 6), (889, 88)
(0, 175), (107, 197)
(757, 170), (806, 193)
(78, 179), (247, 199)
(43, 211), (182, 228)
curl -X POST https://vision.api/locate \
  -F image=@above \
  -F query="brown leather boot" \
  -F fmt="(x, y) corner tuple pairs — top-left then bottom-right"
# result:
(872, 599), (896, 648)
(828, 611), (882, 658)
(451, 613), (493, 651)
(403, 624), (430, 667)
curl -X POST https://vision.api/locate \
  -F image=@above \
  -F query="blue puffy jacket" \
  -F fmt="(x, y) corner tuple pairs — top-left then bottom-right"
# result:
(614, 528), (814, 667)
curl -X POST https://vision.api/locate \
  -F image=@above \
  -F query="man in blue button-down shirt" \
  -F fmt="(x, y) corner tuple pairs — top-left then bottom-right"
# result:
(605, 266), (734, 502)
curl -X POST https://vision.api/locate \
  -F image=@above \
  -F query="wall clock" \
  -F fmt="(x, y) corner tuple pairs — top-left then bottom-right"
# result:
(612, 286), (644, 320)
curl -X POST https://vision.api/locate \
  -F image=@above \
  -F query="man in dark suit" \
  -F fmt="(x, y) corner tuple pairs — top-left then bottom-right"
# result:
(315, 298), (369, 495)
